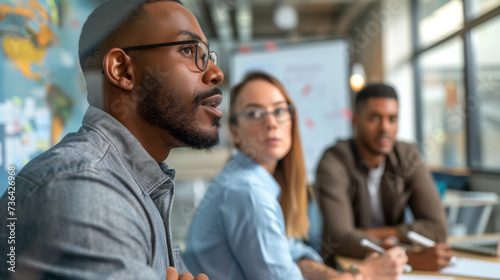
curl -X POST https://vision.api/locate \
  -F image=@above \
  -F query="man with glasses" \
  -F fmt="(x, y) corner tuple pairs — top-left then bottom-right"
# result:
(316, 84), (453, 271)
(0, 0), (222, 279)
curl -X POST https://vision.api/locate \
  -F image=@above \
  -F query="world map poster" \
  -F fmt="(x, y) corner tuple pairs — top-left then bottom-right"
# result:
(0, 0), (100, 193)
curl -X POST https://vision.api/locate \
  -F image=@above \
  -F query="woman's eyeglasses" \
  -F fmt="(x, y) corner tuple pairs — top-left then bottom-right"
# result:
(122, 39), (217, 72)
(230, 105), (295, 126)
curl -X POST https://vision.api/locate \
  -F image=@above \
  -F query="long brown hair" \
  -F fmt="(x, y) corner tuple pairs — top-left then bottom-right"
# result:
(229, 72), (312, 239)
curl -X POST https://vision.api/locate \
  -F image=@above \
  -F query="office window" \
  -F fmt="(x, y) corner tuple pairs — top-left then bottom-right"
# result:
(419, 37), (466, 167)
(418, 0), (463, 48)
(471, 15), (500, 169)
(469, 0), (500, 18)
(414, 0), (500, 172)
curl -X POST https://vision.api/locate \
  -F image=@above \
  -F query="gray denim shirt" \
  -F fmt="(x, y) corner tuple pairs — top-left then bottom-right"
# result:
(0, 106), (176, 279)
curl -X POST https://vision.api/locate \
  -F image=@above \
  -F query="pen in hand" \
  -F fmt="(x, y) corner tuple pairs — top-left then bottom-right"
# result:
(408, 231), (436, 247)
(360, 239), (413, 273)
(407, 231), (457, 264)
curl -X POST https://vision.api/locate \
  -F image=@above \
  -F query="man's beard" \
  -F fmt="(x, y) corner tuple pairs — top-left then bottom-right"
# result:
(360, 132), (391, 156)
(138, 73), (221, 150)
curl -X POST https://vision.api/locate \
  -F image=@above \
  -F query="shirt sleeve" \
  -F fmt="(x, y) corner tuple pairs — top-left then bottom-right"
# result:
(11, 169), (163, 280)
(396, 148), (448, 243)
(316, 148), (376, 258)
(288, 238), (323, 263)
(219, 184), (304, 280)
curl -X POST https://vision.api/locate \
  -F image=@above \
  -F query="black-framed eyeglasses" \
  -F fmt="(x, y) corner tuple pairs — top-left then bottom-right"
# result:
(230, 105), (295, 126)
(122, 39), (217, 72)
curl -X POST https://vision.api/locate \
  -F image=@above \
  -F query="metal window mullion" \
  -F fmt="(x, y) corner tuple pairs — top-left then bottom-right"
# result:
(411, 0), (424, 154)
(462, 3), (482, 169)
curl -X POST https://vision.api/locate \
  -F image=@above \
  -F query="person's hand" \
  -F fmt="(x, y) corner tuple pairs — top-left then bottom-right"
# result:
(356, 246), (408, 280)
(297, 258), (340, 280)
(407, 243), (453, 271)
(166, 266), (209, 280)
(379, 236), (399, 250)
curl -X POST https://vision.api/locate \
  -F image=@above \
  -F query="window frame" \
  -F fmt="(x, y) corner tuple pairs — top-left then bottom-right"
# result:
(411, 0), (500, 173)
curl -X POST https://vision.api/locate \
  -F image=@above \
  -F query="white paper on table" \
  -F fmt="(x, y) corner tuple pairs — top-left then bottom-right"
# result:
(440, 257), (500, 279)
(399, 275), (454, 280)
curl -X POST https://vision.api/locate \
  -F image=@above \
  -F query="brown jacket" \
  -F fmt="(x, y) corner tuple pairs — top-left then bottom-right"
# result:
(316, 139), (447, 258)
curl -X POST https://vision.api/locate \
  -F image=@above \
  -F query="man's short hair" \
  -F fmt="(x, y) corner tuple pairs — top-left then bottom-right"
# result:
(78, 0), (182, 73)
(354, 83), (398, 113)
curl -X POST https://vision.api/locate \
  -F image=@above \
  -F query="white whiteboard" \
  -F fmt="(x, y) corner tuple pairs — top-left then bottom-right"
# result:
(230, 40), (352, 182)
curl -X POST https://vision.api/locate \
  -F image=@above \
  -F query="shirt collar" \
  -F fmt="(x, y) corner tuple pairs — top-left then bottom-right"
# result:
(369, 160), (386, 177)
(82, 106), (175, 195)
(232, 151), (282, 200)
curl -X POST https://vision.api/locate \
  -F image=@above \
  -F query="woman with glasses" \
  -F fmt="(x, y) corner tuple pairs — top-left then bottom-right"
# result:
(183, 72), (407, 280)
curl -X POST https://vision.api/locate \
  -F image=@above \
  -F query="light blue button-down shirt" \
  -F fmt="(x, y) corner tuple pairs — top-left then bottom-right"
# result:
(184, 152), (322, 280)
(0, 106), (177, 280)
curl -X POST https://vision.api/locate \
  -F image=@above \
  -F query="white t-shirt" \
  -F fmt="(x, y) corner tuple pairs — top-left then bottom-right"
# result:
(367, 160), (386, 227)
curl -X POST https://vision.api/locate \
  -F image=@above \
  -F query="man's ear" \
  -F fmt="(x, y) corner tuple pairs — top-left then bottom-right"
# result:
(102, 48), (135, 91)
(352, 114), (358, 127)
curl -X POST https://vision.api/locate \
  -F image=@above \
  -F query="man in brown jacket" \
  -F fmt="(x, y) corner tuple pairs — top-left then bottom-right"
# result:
(316, 83), (453, 271)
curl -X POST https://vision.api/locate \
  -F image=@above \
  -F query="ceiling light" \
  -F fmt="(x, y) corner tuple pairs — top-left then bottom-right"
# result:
(273, 3), (298, 31)
(350, 63), (366, 92)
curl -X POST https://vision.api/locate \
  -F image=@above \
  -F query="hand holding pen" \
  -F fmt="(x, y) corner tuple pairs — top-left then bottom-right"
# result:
(408, 231), (456, 263)
(360, 239), (413, 273)
(405, 231), (455, 270)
